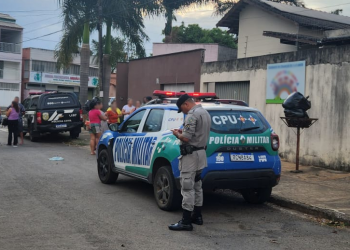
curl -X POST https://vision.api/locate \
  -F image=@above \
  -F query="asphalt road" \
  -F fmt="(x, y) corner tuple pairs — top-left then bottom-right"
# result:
(0, 130), (349, 250)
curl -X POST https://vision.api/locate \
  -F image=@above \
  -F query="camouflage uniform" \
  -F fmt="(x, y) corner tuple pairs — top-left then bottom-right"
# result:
(179, 104), (211, 211)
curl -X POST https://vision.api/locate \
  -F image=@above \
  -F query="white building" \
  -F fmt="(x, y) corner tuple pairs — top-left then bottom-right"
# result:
(217, 0), (350, 59)
(0, 13), (23, 107)
(22, 48), (99, 100)
(153, 43), (237, 63)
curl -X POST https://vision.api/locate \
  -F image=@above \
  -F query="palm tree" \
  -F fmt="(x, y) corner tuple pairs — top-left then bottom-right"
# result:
(160, 0), (216, 43)
(213, 0), (305, 16)
(99, 0), (158, 108)
(56, 0), (95, 109)
(56, 0), (157, 109)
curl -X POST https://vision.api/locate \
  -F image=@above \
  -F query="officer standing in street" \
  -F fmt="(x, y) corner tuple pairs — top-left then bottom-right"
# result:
(169, 94), (211, 231)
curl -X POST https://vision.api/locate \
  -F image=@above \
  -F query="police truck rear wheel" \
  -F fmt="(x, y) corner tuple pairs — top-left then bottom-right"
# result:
(241, 187), (272, 204)
(29, 126), (38, 142)
(153, 166), (181, 211)
(70, 130), (79, 139)
(98, 149), (118, 184)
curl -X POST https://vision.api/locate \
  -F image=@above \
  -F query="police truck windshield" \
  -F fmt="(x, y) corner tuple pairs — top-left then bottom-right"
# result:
(208, 110), (268, 134)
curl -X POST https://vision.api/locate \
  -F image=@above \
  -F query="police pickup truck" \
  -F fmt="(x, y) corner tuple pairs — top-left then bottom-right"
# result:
(97, 92), (281, 211)
(22, 92), (83, 141)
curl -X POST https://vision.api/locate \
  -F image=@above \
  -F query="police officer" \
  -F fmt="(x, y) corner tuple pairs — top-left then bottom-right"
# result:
(169, 94), (211, 231)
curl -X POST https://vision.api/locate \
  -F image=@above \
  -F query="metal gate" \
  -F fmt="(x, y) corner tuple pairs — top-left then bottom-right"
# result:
(215, 81), (250, 104)
(163, 83), (194, 93)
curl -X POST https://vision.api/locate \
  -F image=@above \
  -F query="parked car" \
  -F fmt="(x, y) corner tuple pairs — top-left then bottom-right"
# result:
(22, 92), (83, 141)
(97, 101), (281, 211)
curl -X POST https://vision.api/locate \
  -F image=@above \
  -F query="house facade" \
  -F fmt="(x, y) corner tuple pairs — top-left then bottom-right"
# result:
(0, 13), (23, 106)
(116, 49), (204, 108)
(217, 0), (350, 58)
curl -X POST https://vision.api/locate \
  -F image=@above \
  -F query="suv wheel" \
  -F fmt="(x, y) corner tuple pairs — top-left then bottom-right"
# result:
(70, 130), (80, 139)
(241, 187), (272, 204)
(153, 166), (181, 211)
(98, 149), (118, 184)
(29, 125), (38, 142)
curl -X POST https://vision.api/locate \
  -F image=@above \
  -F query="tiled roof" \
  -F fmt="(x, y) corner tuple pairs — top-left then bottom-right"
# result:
(217, 0), (350, 34)
(0, 13), (23, 29)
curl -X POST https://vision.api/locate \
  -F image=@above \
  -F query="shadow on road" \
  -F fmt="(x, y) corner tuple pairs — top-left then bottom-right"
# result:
(24, 132), (89, 146)
(105, 175), (262, 213)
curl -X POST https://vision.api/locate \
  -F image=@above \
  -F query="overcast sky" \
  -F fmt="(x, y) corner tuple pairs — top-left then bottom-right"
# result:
(2, 0), (350, 55)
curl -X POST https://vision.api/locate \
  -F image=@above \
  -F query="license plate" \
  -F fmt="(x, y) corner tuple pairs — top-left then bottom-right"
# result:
(56, 124), (67, 128)
(230, 154), (254, 162)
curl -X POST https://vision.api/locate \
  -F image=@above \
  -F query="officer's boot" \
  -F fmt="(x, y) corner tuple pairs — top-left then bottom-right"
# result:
(191, 206), (203, 225)
(168, 209), (193, 231)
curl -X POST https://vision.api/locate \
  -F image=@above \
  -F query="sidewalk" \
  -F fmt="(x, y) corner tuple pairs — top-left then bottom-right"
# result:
(271, 160), (350, 223)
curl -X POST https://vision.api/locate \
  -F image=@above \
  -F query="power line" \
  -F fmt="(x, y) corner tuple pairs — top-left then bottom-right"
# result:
(2, 9), (59, 13)
(21, 30), (63, 43)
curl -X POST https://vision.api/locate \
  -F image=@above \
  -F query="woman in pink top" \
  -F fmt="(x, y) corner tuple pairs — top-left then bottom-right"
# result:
(88, 99), (107, 155)
(6, 101), (20, 147)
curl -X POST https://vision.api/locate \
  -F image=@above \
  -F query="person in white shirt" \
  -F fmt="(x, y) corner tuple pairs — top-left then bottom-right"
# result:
(122, 98), (135, 120)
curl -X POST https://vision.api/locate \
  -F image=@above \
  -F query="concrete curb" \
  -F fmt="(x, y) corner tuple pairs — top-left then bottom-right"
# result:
(268, 194), (350, 224)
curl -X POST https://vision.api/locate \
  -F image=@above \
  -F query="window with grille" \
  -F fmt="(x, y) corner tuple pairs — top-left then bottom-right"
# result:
(89, 67), (98, 76)
(63, 67), (70, 74)
(70, 64), (80, 75)
(0, 61), (3, 79)
(215, 81), (250, 104)
(31, 60), (59, 73)
(24, 60), (29, 78)
(0, 82), (19, 91)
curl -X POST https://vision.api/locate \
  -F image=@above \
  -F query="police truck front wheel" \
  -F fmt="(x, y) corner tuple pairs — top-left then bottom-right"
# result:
(153, 166), (181, 211)
(98, 149), (118, 184)
(241, 187), (272, 204)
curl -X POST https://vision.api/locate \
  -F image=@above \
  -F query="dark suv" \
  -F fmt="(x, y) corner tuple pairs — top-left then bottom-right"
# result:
(22, 92), (83, 141)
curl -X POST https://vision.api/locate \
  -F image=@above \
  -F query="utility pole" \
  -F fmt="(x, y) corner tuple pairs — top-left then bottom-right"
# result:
(97, 0), (103, 99)
(244, 36), (248, 58)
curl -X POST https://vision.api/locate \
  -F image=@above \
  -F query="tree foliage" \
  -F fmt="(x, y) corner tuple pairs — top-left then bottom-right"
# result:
(92, 36), (141, 72)
(159, 0), (216, 42)
(331, 9), (343, 15)
(163, 22), (237, 49)
(55, 0), (156, 68)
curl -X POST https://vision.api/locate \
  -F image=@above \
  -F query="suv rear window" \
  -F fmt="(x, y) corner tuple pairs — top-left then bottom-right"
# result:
(208, 110), (268, 134)
(41, 95), (77, 109)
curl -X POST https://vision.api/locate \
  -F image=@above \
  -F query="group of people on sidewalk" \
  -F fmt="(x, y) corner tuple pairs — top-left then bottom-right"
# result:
(1, 97), (25, 147)
(86, 97), (149, 155)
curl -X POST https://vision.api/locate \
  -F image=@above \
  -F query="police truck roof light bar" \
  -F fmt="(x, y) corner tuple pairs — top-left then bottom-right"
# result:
(153, 90), (218, 99)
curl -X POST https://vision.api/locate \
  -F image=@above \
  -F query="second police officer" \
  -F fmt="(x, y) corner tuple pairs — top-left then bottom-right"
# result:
(169, 94), (211, 231)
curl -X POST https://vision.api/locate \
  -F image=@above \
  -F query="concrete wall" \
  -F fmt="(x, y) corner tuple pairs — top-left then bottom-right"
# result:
(153, 43), (219, 62)
(118, 50), (204, 107)
(238, 5), (298, 58)
(218, 46), (238, 61)
(201, 45), (350, 171)
(0, 90), (19, 107)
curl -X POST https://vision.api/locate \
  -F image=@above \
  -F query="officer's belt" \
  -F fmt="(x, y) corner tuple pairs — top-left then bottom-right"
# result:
(192, 146), (206, 151)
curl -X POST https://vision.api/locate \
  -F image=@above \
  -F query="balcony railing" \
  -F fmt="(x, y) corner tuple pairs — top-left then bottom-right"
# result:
(0, 42), (21, 54)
